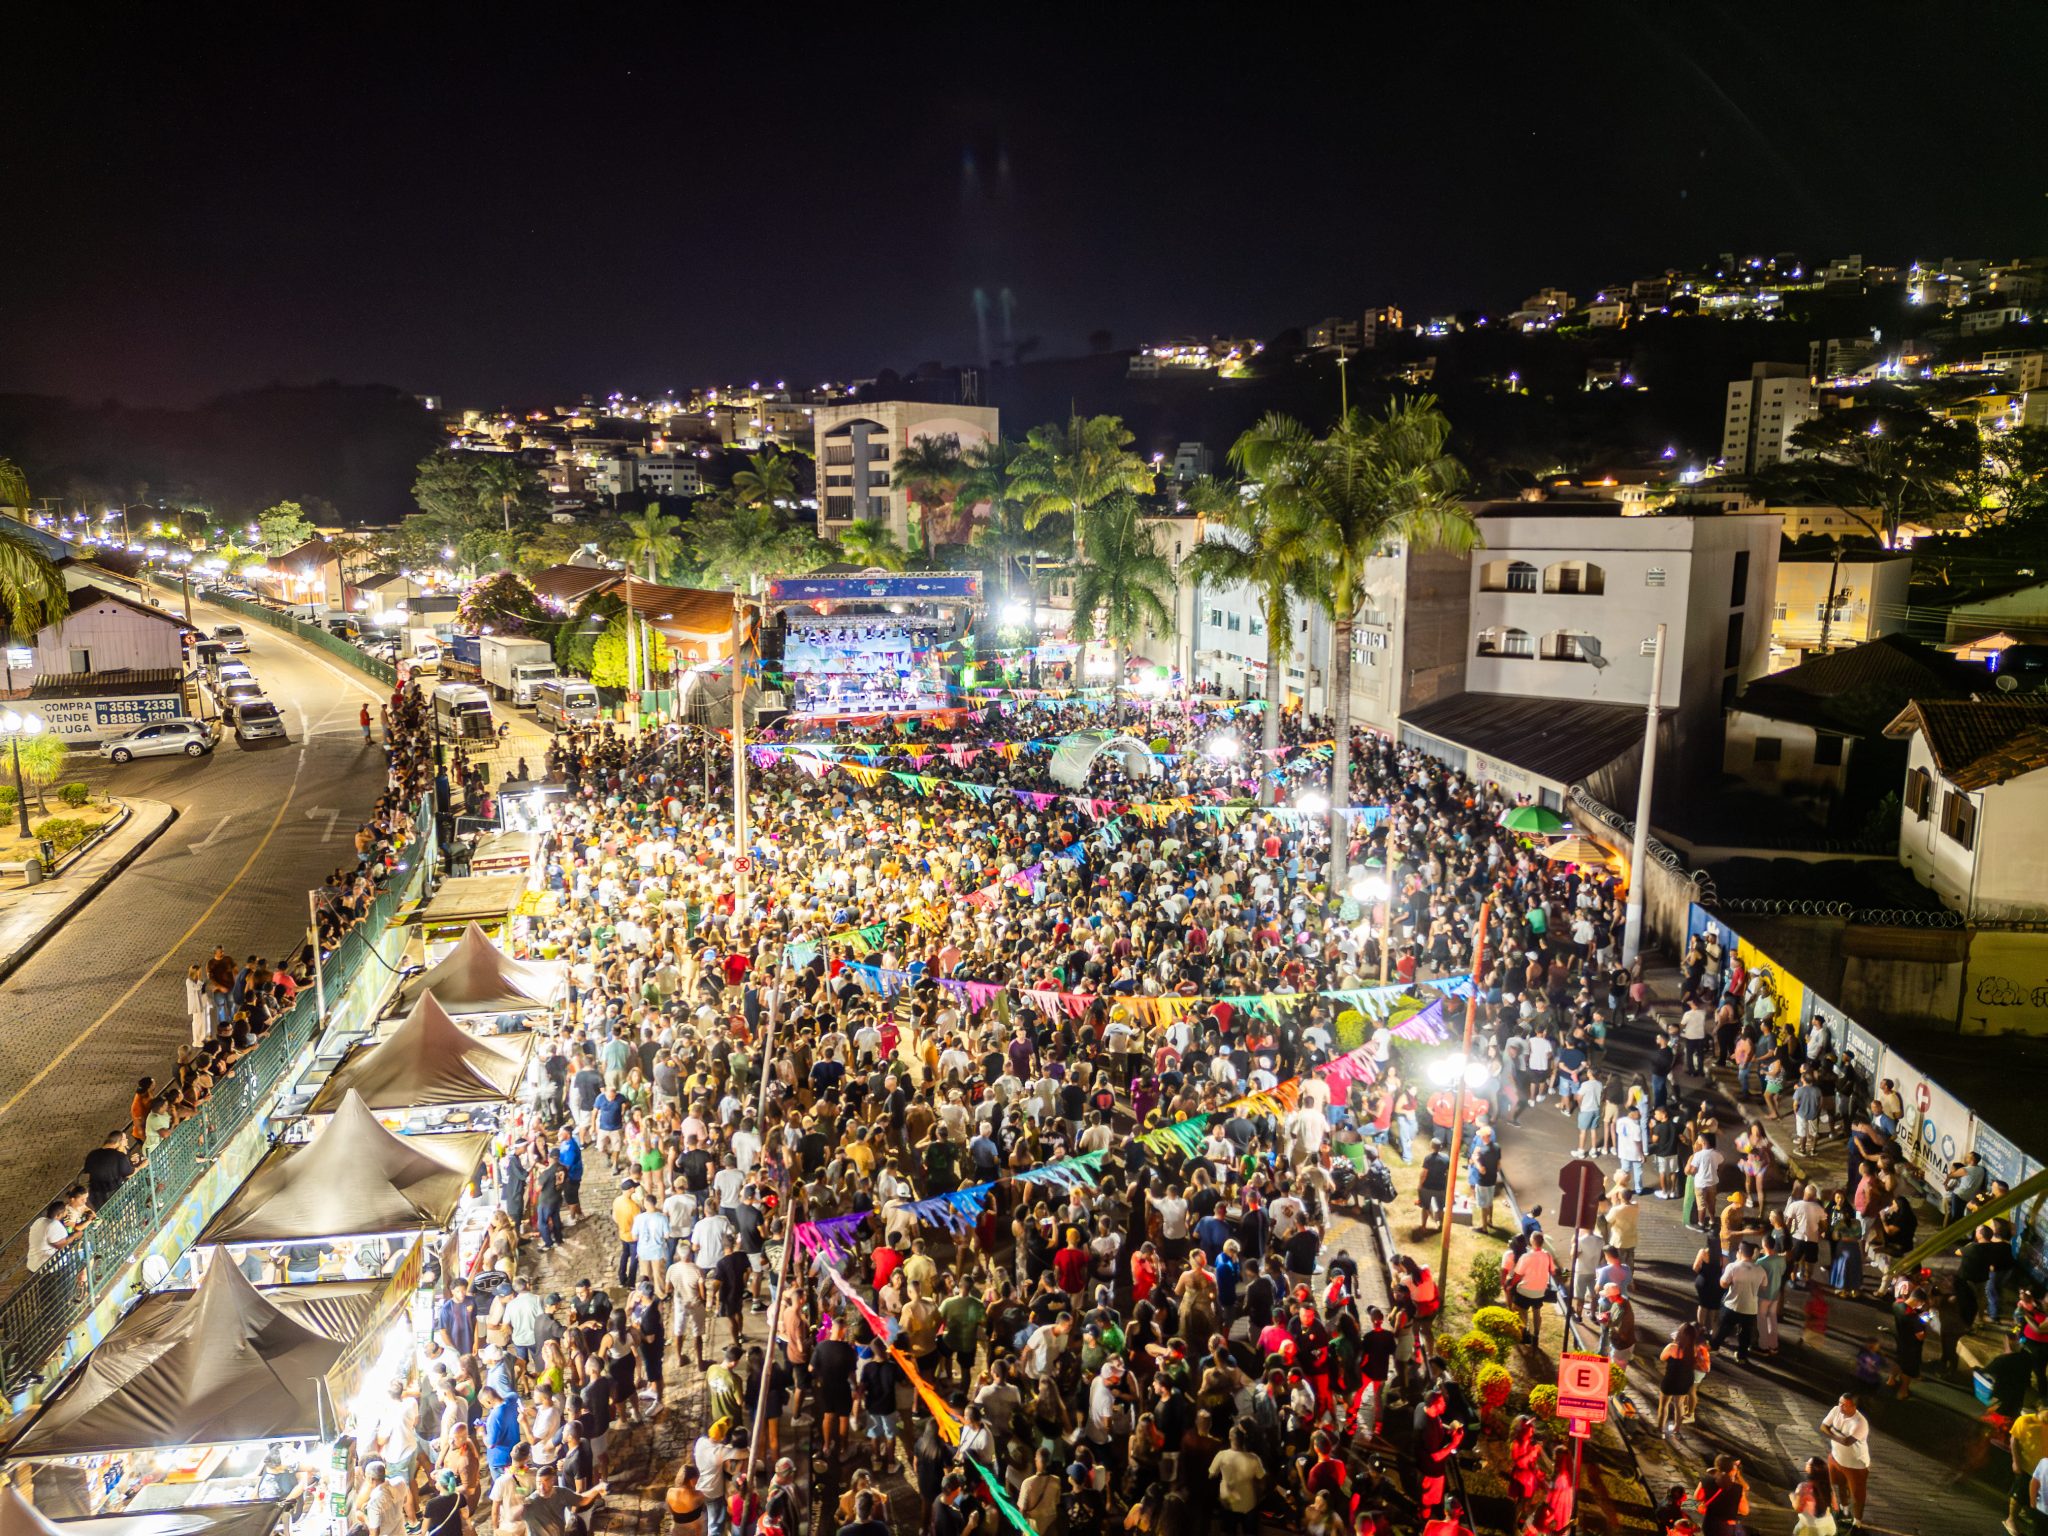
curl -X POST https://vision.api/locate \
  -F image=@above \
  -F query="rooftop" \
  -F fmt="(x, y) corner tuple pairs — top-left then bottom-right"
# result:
(1399, 691), (1645, 786)
(1883, 695), (2048, 790)
(1734, 636), (1979, 735)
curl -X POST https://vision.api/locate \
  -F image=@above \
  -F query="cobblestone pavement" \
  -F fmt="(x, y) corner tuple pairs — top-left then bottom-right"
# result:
(0, 602), (390, 1234)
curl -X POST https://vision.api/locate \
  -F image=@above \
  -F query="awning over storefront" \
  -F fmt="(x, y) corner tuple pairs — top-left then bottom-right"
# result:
(0, 1488), (287, 1536)
(395, 922), (562, 1014)
(197, 1093), (488, 1249)
(1047, 731), (1160, 790)
(466, 832), (536, 872)
(2, 1266), (348, 1459)
(309, 994), (528, 1113)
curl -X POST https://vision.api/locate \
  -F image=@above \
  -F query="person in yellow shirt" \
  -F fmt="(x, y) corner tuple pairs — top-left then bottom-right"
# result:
(611, 1181), (644, 1289)
(843, 1130), (876, 1180)
(2012, 1405), (2048, 1534)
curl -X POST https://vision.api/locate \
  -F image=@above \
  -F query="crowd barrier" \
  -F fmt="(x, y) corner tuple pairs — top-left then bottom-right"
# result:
(0, 794), (435, 1400)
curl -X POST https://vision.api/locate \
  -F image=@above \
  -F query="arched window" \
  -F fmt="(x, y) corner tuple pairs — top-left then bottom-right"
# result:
(1477, 626), (1534, 658)
(1542, 630), (1599, 662)
(1543, 560), (1606, 595)
(1480, 559), (1539, 593)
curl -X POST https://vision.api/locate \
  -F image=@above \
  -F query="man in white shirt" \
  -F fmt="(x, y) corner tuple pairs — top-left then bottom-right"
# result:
(1686, 1140), (1724, 1232)
(1614, 1107), (1645, 1193)
(1821, 1393), (1870, 1522)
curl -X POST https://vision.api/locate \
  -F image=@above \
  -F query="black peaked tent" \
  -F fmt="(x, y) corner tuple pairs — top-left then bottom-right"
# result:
(309, 993), (527, 1113)
(196, 1092), (488, 1249)
(393, 923), (560, 1015)
(3, 1264), (346, 1458)
(0, 1488), (288, 1536)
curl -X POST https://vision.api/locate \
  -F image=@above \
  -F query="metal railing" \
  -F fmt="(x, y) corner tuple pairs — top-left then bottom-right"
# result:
(0, 796), (432, 1393)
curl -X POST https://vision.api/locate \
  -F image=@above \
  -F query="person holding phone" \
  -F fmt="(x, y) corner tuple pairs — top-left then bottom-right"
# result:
(1821, 1392), (1870, 1524)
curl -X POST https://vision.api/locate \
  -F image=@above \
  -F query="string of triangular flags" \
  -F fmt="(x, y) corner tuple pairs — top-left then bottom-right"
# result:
(1135, 997), (1452, 1154)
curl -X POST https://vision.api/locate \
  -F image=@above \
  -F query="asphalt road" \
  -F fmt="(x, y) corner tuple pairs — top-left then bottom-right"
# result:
(0, 600), (394, 1237)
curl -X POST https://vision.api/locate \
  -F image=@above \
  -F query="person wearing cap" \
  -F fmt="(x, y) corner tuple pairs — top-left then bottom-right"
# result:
(1598, 1280), (1638, 1370)
(692, 1419), (741, 1536)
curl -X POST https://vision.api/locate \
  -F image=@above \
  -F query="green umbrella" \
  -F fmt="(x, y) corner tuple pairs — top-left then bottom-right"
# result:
(1500, 804), (1567, 836)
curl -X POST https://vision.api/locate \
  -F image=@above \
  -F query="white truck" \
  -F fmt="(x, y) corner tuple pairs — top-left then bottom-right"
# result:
(405, 627), (443, 673)
(432, 682), (496, 741)
(479, 636), (559, 706)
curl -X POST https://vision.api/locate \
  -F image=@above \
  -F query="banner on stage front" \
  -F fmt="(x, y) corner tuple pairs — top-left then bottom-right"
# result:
(766, 574), (982, 604)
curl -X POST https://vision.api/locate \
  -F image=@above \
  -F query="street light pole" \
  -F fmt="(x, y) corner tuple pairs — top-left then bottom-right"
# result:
(1439, 894), (1494, 1285)
(731, 591), (751, 913)
(1621, 622), (1668, 967)
(7, 739), (29, 840)
(308, 889), (328, 1021)
(0, 710), (44, 840)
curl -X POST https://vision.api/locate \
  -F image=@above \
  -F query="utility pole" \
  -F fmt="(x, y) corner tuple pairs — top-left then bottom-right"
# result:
(731, 591), (751, 913)
(1621, 622), (1668, 967)
(1440, 895), (1493, 1284)
(1816, 539), (1845, 655)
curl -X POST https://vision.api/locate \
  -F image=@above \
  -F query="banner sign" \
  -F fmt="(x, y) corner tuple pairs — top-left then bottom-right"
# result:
(766, 574), (982, 604)
(36, 691), (184, 741)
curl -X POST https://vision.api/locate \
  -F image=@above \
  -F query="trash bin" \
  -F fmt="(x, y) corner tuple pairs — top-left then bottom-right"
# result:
(37, 838), (55, 872)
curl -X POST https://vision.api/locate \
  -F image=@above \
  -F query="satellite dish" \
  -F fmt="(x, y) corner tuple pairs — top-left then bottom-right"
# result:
(1578, 635), (1610, 670)
(1997, 673), (2020, 692)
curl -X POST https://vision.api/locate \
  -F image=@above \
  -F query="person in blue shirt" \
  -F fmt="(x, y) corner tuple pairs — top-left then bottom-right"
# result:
(480, 1383), (522, 1472)
(555, 1126), (585, 1220)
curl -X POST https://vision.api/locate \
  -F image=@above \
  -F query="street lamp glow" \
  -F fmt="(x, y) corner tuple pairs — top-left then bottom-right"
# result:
(1350, 871), (1390, 903)
(1204, 733), (1240, 761)
(1000, 601), (1031, 627)
(1296, 790), (1330, 816)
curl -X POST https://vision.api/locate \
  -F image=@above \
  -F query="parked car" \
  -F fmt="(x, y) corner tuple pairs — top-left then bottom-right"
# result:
(232, 699), (288, 742)
(99, 718), (215, 762)
(325, 617), (362, 641)
(213, 624), (250, 653)
(219, 681), (266, 721)
(216, 660), (255, 687)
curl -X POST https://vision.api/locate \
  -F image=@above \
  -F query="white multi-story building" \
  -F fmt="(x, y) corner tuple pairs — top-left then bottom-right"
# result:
(811, 401), (999, 546)
(1397, 506), (1779, 806)
(1721, 361), (1816, 474)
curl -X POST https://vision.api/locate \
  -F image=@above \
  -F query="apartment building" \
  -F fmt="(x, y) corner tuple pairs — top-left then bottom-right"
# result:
(811, 401), (999, 546)
(1722, 361), (1816, 474)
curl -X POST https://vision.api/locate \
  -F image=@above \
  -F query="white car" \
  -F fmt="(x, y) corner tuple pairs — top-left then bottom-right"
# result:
(232, 699), (288, 742)
(100, 718), (216, 762)
(216, 661), (256, 688)
(213, 624), (250, 653)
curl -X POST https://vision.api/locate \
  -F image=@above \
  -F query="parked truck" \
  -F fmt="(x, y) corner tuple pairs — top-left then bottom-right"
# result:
(479, 636), (559, 706)
(441, 633), (484, 683)
(432, 682), (496, 741)
(404, 627), (443, 673)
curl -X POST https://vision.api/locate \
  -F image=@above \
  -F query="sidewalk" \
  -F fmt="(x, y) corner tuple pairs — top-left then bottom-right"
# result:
(0, 797), (175, 982)
(1491, 959), (2008, 1535)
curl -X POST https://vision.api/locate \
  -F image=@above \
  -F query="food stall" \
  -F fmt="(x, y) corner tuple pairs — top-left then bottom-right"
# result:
(0, 1266), (393, 1525)
(291, 994), (531, 1143)
(390, 923), (563, 1024)
(190, 1094), (490, 1287)
(465, 832), (535, 876)
(400, 877), (528, 957)
(0, 1484), (289, 1536)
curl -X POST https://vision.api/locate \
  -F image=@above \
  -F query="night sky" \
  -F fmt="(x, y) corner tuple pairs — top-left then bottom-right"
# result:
(5, 6), (2043, 409)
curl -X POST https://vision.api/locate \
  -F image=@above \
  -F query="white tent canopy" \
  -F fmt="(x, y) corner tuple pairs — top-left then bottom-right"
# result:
(396, 921), (561, 1015)
(1047, 731), (1160, 790)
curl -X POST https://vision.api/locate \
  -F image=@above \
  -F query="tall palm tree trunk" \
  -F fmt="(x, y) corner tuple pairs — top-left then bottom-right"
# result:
(624, 572), (639, 728)
(1327, 612), (1356, 895)
(1261, 590), (1288, 805)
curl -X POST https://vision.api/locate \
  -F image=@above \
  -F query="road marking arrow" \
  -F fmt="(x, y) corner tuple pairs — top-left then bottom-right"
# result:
(186, 814), (233, 855)
(306, 806), (341, 842)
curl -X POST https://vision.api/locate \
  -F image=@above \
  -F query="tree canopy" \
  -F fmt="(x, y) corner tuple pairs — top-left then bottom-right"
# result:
(456, 570), (552, 636)
(257, 500), (316, 554)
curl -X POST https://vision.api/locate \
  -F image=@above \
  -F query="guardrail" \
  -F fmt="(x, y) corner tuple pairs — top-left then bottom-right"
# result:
(144, 572), (397, 687)
(0, 794), (433, 1395)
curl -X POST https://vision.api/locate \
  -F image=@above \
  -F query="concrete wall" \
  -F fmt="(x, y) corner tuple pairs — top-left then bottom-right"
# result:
(1569, 788), (1701, 950)
(1723, 708), (1852, 806)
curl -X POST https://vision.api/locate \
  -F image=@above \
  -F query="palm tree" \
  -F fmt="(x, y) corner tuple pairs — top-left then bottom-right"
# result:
(1183, 475), (1313, 800)
(1070, 494), (1175, 691)
(0, 494), (69, 695)
(691, 497), (825, 595)
(891, 434), (969, 554)
(1239, 396), (1477, 890)
(729, 450), (802, 512)
(621, 508), (685, 581)
(1008, 412), (1156, 529)
(0, 458), (32, 522)
(835, 518), (907, 571)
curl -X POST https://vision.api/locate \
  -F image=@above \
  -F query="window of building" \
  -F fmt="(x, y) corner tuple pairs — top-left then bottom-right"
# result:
(1248, 617), (1263, 636)
(1476, 626), (1534, 658)
(1906, 766), (1932, 818)
(824, 446), (853, 466)
(68, 647), (92, 673)
(1730, 549), (1751, 606)
(1724, 613), (1743, 668)
(1940, 789), (1978, 849)
(1226, 614), (1241, 633)
(1543, 561), (1606, 595)
(1209, 608), (1224, 628)
(1773, 602), (1788, 621)
(1541, 630), (1598, 661)
(1814, 735), (1844, 766)
(824, 496), (854, 521)
(1753, 736), (1783, 764)
(1480, 559), (1539, 593)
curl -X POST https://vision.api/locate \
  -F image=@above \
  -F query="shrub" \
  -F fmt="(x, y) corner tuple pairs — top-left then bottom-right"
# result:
(1468, 1250), (1503, 1308)
(33, 817), (91, 854)
(58, 782), (90, 809)
(1456, 1329), (1499, 1366)
(1476, 1361), (1514, 1412)
(1528, 1383), (1562, 1428)
(1472, 1305), (1524, 1349)
(0, 785), (15, 808)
